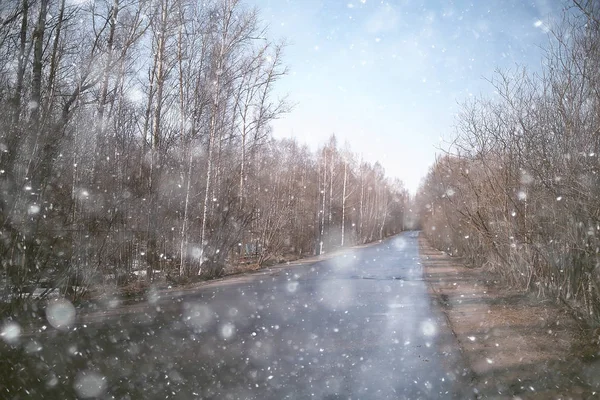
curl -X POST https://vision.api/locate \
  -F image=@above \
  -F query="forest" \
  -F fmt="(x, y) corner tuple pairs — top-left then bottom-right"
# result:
(417, 1), (600, 324)
(0, 0), (407, 310)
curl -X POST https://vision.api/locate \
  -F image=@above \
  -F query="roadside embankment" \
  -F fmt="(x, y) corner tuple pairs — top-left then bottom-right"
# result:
(420, 235), (600, 399)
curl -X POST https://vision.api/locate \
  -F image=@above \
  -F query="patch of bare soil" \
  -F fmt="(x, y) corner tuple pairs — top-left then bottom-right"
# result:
(419, 236), (600, 399)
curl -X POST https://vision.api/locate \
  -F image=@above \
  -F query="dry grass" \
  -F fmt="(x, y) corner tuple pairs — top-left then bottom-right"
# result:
(223, 262), (262, 275)
(420, 236), (599, 399)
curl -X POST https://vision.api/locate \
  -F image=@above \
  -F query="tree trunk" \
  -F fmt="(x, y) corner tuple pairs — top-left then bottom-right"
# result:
(146, 0), (169, 282)
(44, 0), (66, 122)
(319, 150), (327, 254)
(30, 0), (49, 127)
(341, 160), (347, 246)
(359, 159), (365, 242)
(12, 0), (29, 126)
(200, 45), (224, 273)
(97, 0), (120, 137)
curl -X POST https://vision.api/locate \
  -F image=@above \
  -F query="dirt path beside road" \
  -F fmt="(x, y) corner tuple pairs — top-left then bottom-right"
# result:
(420, 236), (600, 399)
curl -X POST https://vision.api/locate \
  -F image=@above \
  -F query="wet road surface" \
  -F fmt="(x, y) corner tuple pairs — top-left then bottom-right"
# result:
(2, 232), (472, 399)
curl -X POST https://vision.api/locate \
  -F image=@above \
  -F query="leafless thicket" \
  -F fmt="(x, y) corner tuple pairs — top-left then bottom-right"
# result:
(0, 0), (407, 310)
(417, 1), (600, 322)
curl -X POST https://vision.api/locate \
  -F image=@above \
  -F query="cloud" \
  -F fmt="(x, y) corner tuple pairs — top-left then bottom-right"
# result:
(364, 3), (400, 34)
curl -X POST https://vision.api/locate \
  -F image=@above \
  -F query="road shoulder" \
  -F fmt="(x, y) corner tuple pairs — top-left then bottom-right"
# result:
(78, 238), (388, 325)
(419, 235), (597, 399)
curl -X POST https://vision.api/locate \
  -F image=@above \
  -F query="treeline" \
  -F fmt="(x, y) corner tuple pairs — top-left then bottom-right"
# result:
(417, 2), (600, 322)
(0, 0), (407, 306)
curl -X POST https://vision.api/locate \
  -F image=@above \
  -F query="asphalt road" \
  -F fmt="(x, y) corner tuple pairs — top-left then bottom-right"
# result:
(3, 232), (472, 399)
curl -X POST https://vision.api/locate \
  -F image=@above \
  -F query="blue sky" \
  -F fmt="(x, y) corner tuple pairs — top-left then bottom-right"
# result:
(249, 0), (565, 192)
